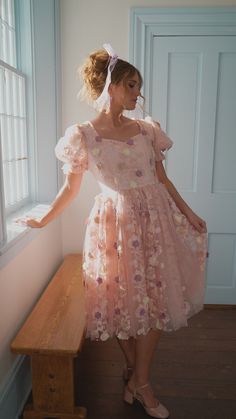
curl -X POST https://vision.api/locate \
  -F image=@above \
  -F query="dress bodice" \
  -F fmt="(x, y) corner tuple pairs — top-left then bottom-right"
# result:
(55, 118), (173, 194)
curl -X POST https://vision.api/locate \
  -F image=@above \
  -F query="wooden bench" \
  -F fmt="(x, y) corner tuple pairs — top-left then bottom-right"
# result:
(11, 253), (87, 419)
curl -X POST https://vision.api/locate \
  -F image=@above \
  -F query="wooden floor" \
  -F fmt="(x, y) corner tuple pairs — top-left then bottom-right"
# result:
(21, 308), (236, 419)
(76, 308), (236, 419)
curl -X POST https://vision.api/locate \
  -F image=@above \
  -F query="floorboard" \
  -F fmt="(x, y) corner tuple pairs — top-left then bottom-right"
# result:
(19, 308), (236, 419)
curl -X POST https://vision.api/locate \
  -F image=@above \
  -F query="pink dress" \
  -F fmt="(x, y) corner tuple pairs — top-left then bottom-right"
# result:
(55, 118), (208, 341)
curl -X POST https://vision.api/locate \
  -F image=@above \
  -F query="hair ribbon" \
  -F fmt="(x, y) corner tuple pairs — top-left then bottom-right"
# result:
(94, 43), (119, 111)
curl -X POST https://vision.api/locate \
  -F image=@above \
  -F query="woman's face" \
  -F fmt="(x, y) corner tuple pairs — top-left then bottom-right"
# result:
(110, 72), (141, 111)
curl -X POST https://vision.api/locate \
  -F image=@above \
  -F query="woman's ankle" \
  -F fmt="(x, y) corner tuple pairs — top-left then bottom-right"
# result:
(128, 374), (149, 390)
(125, 361), (134, 369)
(134, 375), (149, 387)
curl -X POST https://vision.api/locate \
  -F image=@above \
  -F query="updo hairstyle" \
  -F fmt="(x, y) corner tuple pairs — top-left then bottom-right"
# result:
(78, 47), (143, 104)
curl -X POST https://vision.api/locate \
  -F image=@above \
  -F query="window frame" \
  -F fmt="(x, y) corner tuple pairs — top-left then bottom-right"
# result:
(0, 59), (30, 215)
(0, 129), (7, 245)
(0, 0), (61, 257)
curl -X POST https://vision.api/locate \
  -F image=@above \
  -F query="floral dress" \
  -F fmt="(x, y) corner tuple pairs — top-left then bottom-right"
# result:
(55, 118), (208, 341)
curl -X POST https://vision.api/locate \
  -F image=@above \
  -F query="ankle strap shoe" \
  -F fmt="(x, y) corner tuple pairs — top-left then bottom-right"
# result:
(124, 383), (169, 419)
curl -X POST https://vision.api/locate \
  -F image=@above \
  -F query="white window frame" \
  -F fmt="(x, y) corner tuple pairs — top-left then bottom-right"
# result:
(0, 60), (30, 216)
(0, 131), (7, 244)
(0, 0), (61, 259)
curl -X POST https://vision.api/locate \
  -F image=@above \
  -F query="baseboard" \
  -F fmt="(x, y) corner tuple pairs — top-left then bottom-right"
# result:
(204, 304), (236, 309)
(0, 355), (31, 419)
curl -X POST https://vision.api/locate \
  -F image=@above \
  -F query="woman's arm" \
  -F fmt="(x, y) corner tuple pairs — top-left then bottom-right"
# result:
(155, 161), (207, 233)
(18, 172), (83, 228)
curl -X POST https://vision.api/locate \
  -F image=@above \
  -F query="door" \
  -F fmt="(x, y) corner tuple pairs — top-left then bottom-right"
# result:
(151, 36), (236, 304)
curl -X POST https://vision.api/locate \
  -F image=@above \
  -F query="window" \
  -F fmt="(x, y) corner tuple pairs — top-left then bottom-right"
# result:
(0, 0), (29, 245)
(0, 65), (29, 212)
(0, 0), (60, 253)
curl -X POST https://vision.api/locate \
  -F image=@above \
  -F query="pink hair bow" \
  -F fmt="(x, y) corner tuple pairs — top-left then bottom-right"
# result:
(94, 43), (119, 112)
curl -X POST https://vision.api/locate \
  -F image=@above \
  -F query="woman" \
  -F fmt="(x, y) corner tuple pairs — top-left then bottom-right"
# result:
(21, 44), (208, 418)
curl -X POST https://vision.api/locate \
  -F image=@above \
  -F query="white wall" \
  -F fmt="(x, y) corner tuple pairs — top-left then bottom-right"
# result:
(0, 220), (62, 391)
(60, 0), (236, 253)
(0, 0), (64, 403)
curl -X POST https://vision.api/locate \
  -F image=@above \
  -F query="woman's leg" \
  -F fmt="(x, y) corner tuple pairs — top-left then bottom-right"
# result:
(128, 329), (162, 407)
(117, 329), (162, 406)
(116, 337), (135, 368)
(134, 329), (161, 385)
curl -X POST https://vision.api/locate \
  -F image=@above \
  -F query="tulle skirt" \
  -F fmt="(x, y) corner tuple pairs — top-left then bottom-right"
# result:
(82, 182), (207, 341)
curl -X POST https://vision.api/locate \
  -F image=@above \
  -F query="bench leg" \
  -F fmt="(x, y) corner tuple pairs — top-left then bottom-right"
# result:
(22, 354), (86, 419)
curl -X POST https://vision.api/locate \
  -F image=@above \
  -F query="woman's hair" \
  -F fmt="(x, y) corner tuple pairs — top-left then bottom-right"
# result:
(78, 48), (143, 104)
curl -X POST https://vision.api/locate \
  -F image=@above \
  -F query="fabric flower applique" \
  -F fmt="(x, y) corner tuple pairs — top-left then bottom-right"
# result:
(92, 147), (101, 156)
(129, 180), (137, 188)
(133, 272), (143, 283)
(96, 276), (103, 285)
(120, 310), (131, 332)
(55, 124), (88, 174)
(128, 235), (140, 249)
(96, 162), (103, 170)
(136, 304), (147, 317)
(122, 147), (131, 156)
(114, 307), (121, 315)
(148, 254), (160, 267)
(127, 138), (135, 145)
(135, 169), (143, 177)
(95, 135), (102, 142)
(94, 311), (102, 320)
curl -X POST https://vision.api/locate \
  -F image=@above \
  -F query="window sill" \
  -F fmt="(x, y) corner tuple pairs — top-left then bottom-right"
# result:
(0, 204), (52, 270)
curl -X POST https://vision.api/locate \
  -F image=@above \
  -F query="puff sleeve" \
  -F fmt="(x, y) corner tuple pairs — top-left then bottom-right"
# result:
(55, 124), (88, 175)
(145, 116), (173, 162)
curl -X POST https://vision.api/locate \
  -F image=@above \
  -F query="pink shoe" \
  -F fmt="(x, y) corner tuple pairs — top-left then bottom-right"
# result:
(124, 382), (169, 419)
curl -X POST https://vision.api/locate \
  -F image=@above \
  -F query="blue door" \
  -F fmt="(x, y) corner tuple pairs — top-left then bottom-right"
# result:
(151, 35), (236, 304)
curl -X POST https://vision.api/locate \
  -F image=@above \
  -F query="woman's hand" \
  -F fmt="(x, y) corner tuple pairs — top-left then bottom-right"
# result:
(14, 172), (83, 230)
(15, 217), (45, 228)
(156, 166), (207, 235)
(186, 210), (207, 233)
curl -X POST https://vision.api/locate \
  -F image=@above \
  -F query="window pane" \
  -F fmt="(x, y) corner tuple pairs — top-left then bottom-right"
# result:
(0, 64), (29, 212)
(0, 0), (16, 67)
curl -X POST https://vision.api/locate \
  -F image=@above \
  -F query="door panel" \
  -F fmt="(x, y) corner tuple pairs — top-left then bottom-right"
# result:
(212, 52), (236, 193)
(163, 51), (201, 191)
(151, 36), (236, 303)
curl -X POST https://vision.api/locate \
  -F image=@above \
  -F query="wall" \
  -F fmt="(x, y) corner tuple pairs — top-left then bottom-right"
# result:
(0, 221), (62, 385)
(60, 0), (236, 254)
(0, 220), (62, 417)
(0, 5), (63, 416)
